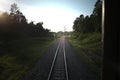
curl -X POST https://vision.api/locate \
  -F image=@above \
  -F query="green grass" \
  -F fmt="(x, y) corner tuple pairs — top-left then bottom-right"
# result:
(0, 37), (54, 80)
(69, 32), (103, 79)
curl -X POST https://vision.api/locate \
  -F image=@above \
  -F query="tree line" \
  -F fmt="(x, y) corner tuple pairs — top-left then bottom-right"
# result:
(0, 3), (53, 42)
(73, 0), (102, 35)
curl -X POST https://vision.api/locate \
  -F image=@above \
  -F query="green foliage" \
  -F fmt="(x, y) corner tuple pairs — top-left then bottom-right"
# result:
(73, 0), (102, 33)
(0, 38), (54, 80)
(69, 32), (103, 79)
(0, 55), (28, 80)
(71, 1), (102, 79)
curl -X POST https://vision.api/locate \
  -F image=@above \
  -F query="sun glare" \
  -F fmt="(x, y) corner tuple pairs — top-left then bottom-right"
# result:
(0, 11), (3, 16)
(22, 6), (79, 32)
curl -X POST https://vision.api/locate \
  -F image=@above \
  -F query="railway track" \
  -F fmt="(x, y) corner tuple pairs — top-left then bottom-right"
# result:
(47, 37), (68, 80)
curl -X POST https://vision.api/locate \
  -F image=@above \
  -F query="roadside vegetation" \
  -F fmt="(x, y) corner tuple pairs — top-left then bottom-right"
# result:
(69, 32), (103, 79)
(0, 38), (54, 80)
(56, 31), (72, 38)
(0, 3), (54, 80)
(69, 0), (103, 79)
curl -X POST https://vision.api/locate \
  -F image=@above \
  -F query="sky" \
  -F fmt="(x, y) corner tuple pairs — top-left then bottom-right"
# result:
(0, 0), (97, 32)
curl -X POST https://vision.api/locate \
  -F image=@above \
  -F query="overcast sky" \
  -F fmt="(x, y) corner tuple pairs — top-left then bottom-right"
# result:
(0, 0), (97, 32)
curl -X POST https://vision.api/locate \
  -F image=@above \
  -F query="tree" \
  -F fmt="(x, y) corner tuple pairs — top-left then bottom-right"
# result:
(0, 3), (53, 41)
(73, 0), (102, 34)
(92, 0), (102, 32)
(10, 3), (27, 23)
(73, 14), (84, 32)
(10, 3), (19, 15)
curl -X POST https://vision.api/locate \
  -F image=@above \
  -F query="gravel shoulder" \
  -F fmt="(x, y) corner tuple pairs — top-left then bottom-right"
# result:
(65, 37), (97, 80)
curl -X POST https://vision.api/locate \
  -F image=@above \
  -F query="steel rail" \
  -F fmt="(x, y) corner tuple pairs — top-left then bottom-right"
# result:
(63, 38), (69, 80)
(47, 39), (62, 80)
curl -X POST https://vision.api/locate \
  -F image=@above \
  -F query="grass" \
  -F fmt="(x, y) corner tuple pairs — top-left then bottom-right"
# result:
(0, 37), (54, 80)
(69, 32), (103, 80)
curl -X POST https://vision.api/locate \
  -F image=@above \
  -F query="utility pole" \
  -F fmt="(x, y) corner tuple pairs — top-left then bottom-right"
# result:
(102, 0), (105, 44)
(64, 26), (66, 32)
(63, 26), (66, 36)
